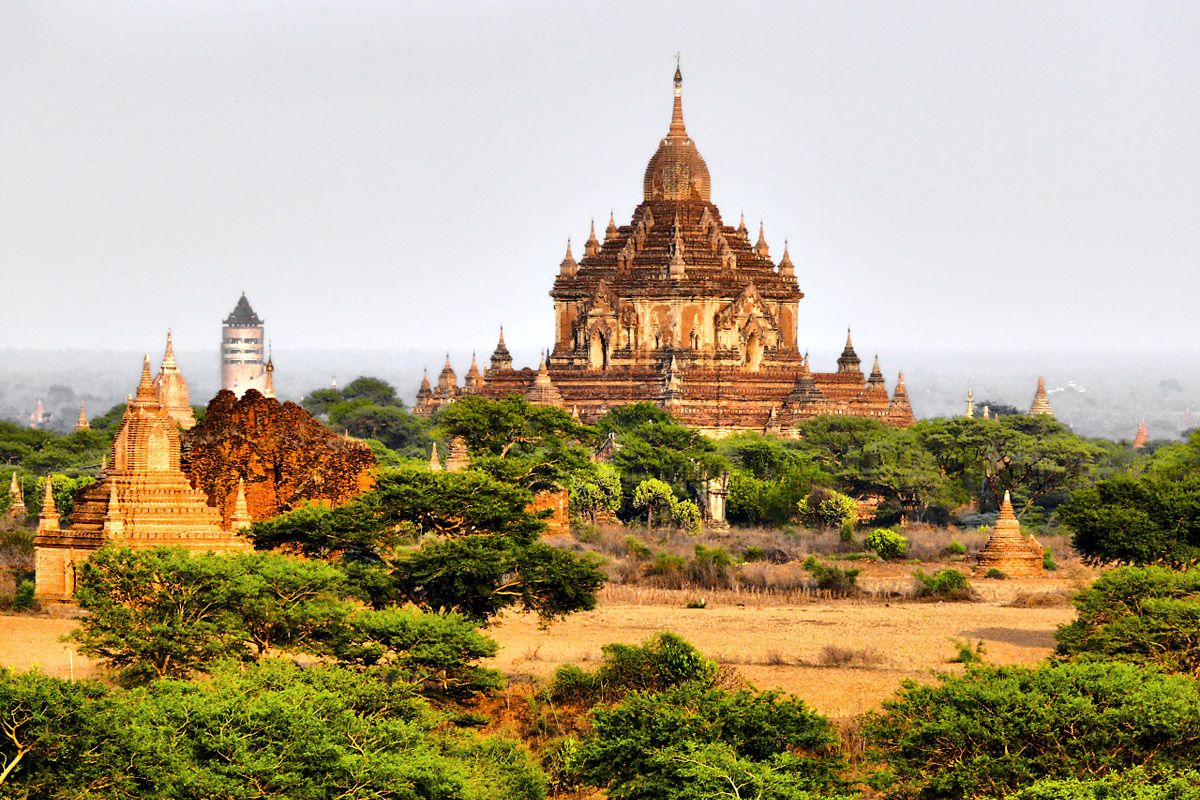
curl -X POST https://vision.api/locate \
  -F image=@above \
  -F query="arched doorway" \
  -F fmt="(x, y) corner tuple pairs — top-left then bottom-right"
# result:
(744, 333), (764, 372)
(589, 330), (609, 370)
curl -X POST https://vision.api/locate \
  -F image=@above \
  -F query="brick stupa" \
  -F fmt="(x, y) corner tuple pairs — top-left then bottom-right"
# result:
(1029, 376), (1054, 417)
(1132, 419), (1149, 450)
(154, 331), (197, 429)
(976, 491), (1045, 577)
(7, 472), (26, 520)
(34, 357), (250, 602)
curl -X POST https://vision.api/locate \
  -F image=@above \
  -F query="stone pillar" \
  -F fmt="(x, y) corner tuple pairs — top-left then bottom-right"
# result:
(704, 473), (729, 531)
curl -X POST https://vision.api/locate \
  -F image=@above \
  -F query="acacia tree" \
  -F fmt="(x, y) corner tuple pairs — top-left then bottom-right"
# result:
(1061, 474), (1200, 567)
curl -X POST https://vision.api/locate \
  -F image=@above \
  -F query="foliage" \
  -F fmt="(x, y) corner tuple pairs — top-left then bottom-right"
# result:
(568, 463), (622, 523)
(864, 528), (909, 561)
(946, 540), (967, 556)
(864, 662), (1200, 799)
(633, 478), (678, 528)
(671, 499), (702, 533)
(597, 404), (728, 518)
(1042, 547), (1057, 571)
(949, 638), (985, 664)
(1004, 769), (1200, 800)
(12, 579), (35, 611)
(302, 376), (432, 459)
(1061, 474), (1200, 567)
(798, 487), (858, 529)
(581, 683), (846, 800)
(719, 434), (828, 527)
(1055, 566), (1200, 676)
(913, 568), (973, 600)
(801, 556), (860, 593)
(0, 661), (546, 800)
(546, 632), (718, 706)
(435, 394), (596, 492)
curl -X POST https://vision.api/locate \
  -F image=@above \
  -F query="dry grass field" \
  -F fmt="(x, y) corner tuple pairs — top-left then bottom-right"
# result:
(486, 575), (1080, 718)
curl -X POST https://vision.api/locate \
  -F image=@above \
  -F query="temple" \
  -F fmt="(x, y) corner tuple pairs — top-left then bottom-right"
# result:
(1132, 419), (1149, 450)
(1029, 376), (1054, 417)
(976, 491), (1045, 576)
(417, 65), (914, 434)
(34, 356), (251, 602)
(221, 294), (276, 399)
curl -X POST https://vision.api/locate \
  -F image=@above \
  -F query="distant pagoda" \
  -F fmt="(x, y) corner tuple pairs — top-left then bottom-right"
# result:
(417, 64), (914, 434)
(1132, 419), (1149, 450)
(221, 294), (275, 399)
(1029, 376), (1054, 417)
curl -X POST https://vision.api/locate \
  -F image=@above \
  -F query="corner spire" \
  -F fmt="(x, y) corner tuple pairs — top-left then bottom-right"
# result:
(778, 239), (795, 277)
(162, 330), (177, 369)
(755, 221), (770, 258)
(560, 238), (578, 276)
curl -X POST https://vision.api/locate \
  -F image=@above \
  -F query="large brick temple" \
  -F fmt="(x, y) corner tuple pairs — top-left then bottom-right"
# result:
(416, 65), (914, 434)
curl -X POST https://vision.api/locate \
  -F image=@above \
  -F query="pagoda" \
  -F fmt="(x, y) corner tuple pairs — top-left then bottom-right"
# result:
(452, 64), (913, 435)
(1029, 376), (1054, 417)
(1132, 420), (1149, 450)
(7, 473), (26, 520)
(34, 356), (250, 602)
(976, 491), (1045, 577)
(221, 294), (275, 399)
(154, 331), (197, 429)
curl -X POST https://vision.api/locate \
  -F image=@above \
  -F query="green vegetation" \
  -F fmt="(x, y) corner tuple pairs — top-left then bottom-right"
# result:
(864, 528), (909, 561)
(913, 568), (974, 600)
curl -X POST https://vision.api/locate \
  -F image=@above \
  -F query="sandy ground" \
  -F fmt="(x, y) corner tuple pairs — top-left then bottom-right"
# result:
(0, 575), (1078, 718)
(486, 579), (1078, 718)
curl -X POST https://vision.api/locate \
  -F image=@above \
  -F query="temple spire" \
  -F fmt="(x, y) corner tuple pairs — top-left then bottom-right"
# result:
(7, 473), (26, 519)
(668, 57), (687, 138)
(755, 221), (770, 258)
(965, 387), (975, 418)
(560, 238), (578, 276)
(1029, 376), (1054, 417)
(162, 330), (177, 369)
(37, 475), (58, 533)
(585, 219), (600, 258)
(135, 355), (157, 402)
(75, 401), (90, 432)
(605, 211), (618, 241)
(837, 328), (861, 374)
(778, 239), (795, 277)
(230, 479), (252, 531)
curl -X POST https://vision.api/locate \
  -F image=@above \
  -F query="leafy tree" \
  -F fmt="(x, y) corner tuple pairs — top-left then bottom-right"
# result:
(865, 662), (1200, 799)
(329, 607), (503, 698)
(1004, 770), (1200, 800)
(633, 478), (677, 528)
(1055, 566), (1200, 676)
(435, 394), (596, 492)
(798, 488), (857, 529)
(329, 403), (430, 457)
(341, 376), (402, 407)
(568, 462), (622, 524)
(1061, 474), (1200, 567)
(0, 668), (105, 789)
(597, 404), (727, 517)
(581, 684), (846, 800)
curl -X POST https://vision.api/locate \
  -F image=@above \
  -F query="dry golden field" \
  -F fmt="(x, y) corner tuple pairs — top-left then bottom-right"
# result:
(0, 562), (1087, 719)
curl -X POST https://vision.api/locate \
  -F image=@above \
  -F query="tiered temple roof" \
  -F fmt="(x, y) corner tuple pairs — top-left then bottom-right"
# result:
(34, 356), (250, 601)
(976, 491), (1045, 577)
(154, 331), (197, 429)
(419, 64), (914, 434)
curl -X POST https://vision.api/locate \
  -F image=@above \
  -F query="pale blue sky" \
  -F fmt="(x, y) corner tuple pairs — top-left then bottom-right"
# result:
(1, 1), (1197, 360)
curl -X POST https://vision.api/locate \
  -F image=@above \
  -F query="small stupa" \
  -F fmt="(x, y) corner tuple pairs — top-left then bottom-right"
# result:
(976, 491), (1045, 577)
(445, 436), (471, 473)
(7, 473), (27, 519)
(525, 353), (565, 407)
(427, 442), (442, 472)
(74, 402), (90, 432)
(1029, 376), (1054, 417)
(1132, 420), (1149, 450)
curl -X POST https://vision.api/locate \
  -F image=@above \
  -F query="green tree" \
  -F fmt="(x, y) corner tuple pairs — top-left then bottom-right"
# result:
(1061, 474), (1200, 567)
(0, 668), (106, 789)
(865, 662), (1200, 799)
(568, 463), (623, 524)
(633, 478), (677, 528)
(798, 488), (857, 529)
(1055, 566), (1200, 676)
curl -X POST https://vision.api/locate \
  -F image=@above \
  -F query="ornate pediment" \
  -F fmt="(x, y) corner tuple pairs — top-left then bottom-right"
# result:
(714, 283), (777, 331)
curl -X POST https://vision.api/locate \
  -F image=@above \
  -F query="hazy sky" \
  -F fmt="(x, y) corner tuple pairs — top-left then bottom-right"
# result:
(2, 1), (1197, 365)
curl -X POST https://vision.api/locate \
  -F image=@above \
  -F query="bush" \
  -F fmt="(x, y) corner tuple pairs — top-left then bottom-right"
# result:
(1043, 547), (1057, 571)
(865, 662), (1200, 799)
(914, 568), (974, 600)
(547, 632), (718, 706)
(12, 578), (35, 611)
(799, 488), (858, 530)
(1055, 566), (1200, 676)
(946, 540), (967, 556)
(687, 545), (734, 589)
(624, 536), (652, 561)
(742, 545), (766, 562)
(985, 568), (1007, 580)
(581, 682), (848, 800)
(802, 556), (860, 594)
(864, 528), (909, 561)
(670, 499), (702, 533)
(949, 638), (985, 664)
(1004, 769), (1200, 799)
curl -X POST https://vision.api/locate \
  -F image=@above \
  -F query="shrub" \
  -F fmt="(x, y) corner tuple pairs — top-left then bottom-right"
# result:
(687, 545), (734, 589)
(865, 662), (1200, 799)
(670, 499), (702, 533)
(985, 567), (1007, 580)
(742, 546), (766, 562)
(685, 597), (707, 609)
(12, 579), (35, 611)
(581, 682), (848, 800)
(1055, 566), (1200, 676)
(864, 528), (909, 561)
(633, 479), (676, 528)
(914, 568), (974, 600)
(949, 638), (985, 664)
(1043, 547), (1057, 571)
(547, 633), (718, 706)
(802, 556), (860, 594)
(799, 488), (858, 530)
(946, 540), (967, 556)
(1004, 769), (1200, 799)
(624, 536), (651, 561)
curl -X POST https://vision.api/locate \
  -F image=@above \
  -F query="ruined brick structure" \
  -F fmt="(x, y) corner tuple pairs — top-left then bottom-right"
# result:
(182, 389), (377, 526)
(416, 66), (914, 434)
